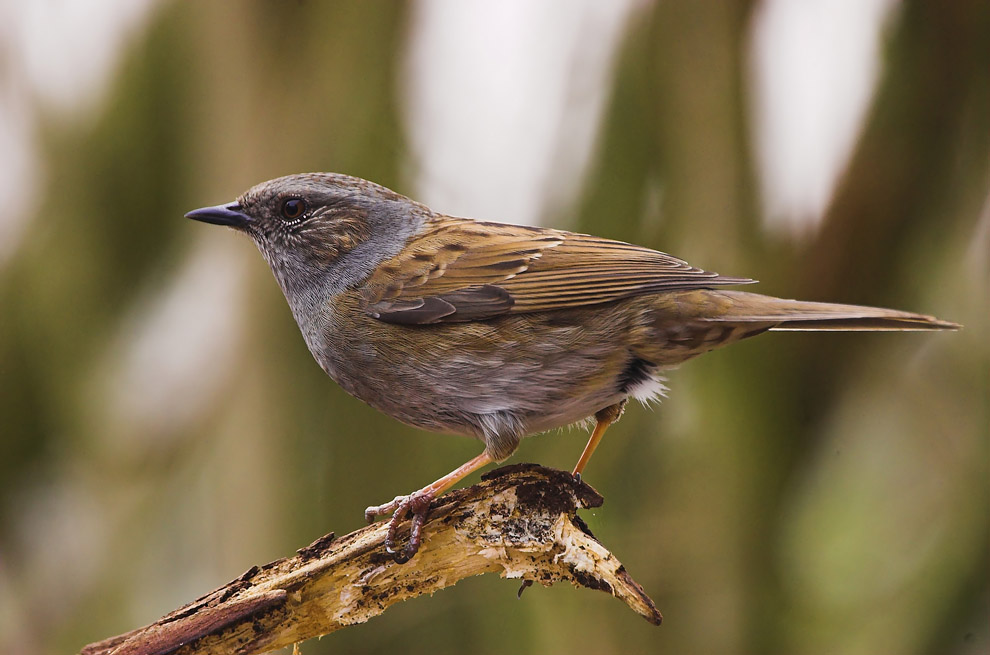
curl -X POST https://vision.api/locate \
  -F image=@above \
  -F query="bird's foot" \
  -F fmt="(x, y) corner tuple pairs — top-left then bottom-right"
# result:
(365, 490), (436, 564)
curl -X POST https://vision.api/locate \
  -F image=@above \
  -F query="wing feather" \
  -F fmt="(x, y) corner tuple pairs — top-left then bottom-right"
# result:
(360, 216), (753, 324)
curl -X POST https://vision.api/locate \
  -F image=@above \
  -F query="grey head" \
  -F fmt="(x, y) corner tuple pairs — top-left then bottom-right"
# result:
(186, 173), (430, 326)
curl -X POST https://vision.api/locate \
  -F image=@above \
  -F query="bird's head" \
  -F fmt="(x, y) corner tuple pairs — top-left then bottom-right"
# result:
(186, 172), (428, 298)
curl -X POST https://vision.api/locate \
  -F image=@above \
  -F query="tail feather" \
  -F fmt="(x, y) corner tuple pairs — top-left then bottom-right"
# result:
(703, 290), (960, 331)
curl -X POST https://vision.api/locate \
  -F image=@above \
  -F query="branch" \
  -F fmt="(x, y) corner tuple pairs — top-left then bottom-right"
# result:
(80, 464), (661, 655)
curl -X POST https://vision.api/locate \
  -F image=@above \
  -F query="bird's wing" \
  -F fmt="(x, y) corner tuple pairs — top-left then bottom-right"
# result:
(360, 216), (753, 325)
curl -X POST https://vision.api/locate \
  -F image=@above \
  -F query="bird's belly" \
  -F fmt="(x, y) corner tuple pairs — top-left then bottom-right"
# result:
(317, 304), (665, 441)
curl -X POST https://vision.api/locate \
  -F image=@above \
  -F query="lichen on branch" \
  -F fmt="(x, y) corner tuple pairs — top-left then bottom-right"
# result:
(81, 464), (661, 655)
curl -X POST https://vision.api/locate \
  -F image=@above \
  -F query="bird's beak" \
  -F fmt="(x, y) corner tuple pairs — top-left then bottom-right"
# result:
(185, 203), (251, 228)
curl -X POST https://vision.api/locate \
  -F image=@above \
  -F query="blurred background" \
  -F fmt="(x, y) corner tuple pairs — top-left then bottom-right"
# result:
(0, 1), (987, 654)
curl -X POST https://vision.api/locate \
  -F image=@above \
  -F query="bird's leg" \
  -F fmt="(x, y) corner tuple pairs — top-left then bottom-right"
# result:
(365, 450), (493, 563)
(572, 401), (626, 479)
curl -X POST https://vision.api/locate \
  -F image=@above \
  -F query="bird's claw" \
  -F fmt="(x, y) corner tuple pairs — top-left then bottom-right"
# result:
(517, 579), (534, 599)
(365, 490), (436, 563)
(364, 494), (407, 523)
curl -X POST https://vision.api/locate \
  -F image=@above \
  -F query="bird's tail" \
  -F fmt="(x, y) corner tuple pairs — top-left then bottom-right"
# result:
(703, 290), (960, 331)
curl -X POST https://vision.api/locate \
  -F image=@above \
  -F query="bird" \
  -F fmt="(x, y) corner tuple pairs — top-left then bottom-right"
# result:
(186, 172), (958, 562)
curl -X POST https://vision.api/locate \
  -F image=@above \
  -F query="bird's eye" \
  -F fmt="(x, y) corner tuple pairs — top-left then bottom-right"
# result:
(280, 198), (306, 221)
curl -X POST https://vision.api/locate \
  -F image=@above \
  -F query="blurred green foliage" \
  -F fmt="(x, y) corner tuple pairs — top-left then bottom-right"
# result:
(0, 2), (987, 654)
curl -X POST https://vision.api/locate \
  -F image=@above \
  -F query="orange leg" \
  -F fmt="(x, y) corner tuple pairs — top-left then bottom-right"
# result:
(572, 402), (625, 477)
(365, 451), (493, 562)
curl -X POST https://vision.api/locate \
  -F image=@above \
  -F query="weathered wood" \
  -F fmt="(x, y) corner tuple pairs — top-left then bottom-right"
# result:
(80, 464), (661, 655)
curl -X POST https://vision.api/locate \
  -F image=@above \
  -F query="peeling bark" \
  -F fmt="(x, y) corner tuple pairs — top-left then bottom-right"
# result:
(80, 464), (661, 655)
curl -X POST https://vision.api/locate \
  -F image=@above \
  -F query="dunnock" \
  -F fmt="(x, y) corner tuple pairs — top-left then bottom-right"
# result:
(187, 172), (957, 561)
